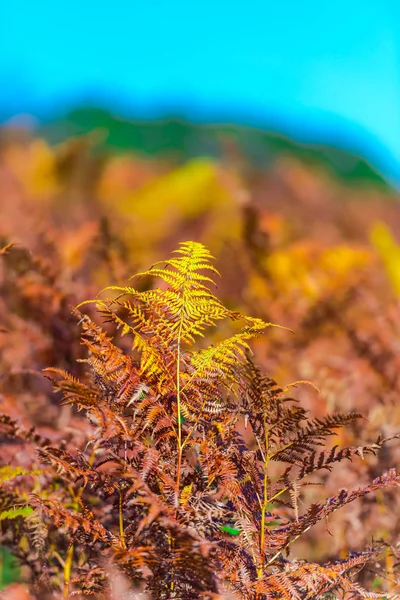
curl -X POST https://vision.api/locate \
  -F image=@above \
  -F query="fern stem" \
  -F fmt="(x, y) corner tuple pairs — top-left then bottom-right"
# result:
(266, 524), (314, 567)
(175, 299), (185, 504)
(63, 445), (97, 597)
(63, 544), (74, 599)
(119, 489), (126, 549)
(175, 338), (183, 506)
(258, 421), (270, 579)
(257, 476), (268, 579)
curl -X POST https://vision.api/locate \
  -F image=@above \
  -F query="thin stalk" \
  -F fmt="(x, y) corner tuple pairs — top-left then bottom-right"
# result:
(266, 523), (315, 567)
(63, 446), (97, 598)
(257, 414), (270, 579)
(267, 487), (288, 505)
(119, 489), (126, 549)
(63, 545), (74, 599)
(53, 551), (65, 568)
(386, 546), (395, 595)
(175, 318), (183, 505)
(171, 273), (191, 593)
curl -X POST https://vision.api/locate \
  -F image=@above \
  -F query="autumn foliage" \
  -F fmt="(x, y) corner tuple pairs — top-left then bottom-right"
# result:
(1, 130), (400, 598)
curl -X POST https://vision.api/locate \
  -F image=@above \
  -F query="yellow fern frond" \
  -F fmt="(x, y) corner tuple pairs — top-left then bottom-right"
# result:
(179, 483), (193, 506)
(0, 466), (42, 485)
(77, 242), (288, 411)
(183, 317), (287, 393)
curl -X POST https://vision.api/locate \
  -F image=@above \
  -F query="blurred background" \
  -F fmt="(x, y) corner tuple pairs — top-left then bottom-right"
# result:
(2, 0), (400, 590)
(1, 0), (400, 185)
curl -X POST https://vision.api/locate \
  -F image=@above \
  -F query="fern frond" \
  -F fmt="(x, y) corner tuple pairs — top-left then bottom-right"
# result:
(0, 466), (42, 484)
(272, 468), (400, 561)
(184, 317), (279, 393)
(44, 367), (101, 408)
(0, 506), (33, 520)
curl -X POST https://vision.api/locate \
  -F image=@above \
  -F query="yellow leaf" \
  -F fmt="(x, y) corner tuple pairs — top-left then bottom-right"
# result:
(179, 484), (193, 506)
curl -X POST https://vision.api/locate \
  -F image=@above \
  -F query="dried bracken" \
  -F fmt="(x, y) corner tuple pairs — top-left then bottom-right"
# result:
(1, 241), (399, 599)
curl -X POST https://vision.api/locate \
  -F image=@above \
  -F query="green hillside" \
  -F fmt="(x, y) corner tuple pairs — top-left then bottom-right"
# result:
(42, 107), (390, 188)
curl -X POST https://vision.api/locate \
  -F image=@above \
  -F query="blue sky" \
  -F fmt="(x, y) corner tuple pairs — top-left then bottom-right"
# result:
(1, 0), (400, 179)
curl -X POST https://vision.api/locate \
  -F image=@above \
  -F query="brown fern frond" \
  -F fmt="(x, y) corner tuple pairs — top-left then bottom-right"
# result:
(29, 494), (116, 546)
(44, 367), (101, 408)
(2, 241), (400, 598)
(269, 469), (400, 562)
